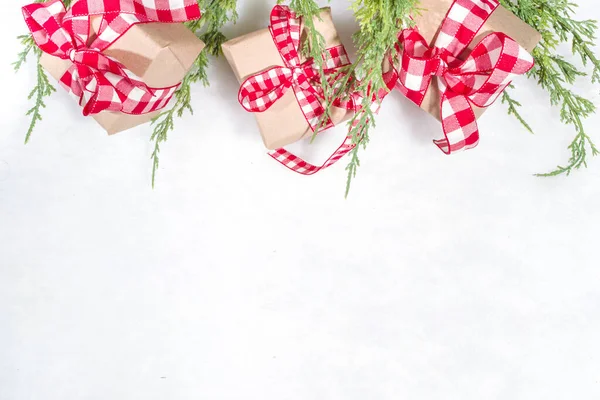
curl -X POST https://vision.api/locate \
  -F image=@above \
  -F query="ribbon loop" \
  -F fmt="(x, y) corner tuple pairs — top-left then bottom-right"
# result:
(239, 66), (295, 113)
(22, 0), (202, 116)
(396, 0), (535, 154)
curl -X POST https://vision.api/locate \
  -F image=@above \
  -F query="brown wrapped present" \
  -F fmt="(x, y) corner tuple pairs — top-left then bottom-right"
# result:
(38, 11), (204, 135)
(401, 0), (541, 120)
(222, 6), (353, 150)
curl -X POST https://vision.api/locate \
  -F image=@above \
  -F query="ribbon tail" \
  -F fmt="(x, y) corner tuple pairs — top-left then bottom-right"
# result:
(269, 102), (357, 175)
(269, 89), (385, 175)
(268, 136), (356, 176)
(435, 89), (480, 154)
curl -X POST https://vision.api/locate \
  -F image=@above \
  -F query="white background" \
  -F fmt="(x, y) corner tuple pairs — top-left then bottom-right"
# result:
(1, 1), (600, 399)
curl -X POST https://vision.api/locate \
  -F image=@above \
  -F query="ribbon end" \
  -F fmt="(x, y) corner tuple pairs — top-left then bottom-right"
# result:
(433, 139), (452, 155)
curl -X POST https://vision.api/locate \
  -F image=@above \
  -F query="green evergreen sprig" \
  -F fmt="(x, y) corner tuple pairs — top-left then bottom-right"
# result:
(499, 0), (600, 176)
(14, 35), (55, 144)
(343, 0), (417, 196)
(14, 0), (73, 144)
(150, 0), (238, 187)
(289, 0), (418, 196)
(501, 86), (533, 134)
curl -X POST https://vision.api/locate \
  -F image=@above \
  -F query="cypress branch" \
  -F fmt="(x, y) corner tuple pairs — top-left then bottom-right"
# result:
(15, 1), (74, 143)
(150, 0), (238, 187)
(290, 0), (418, 196)
(501, 85), (533, 134)
(14, 35), (57, 144)
(498, 0), (599, 175)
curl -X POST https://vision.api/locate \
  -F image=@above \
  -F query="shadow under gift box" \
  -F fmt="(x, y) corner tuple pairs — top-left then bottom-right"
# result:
(41, 18), (205, 135)
(403, 0), (542, 120)
(222, 8), (353, 150)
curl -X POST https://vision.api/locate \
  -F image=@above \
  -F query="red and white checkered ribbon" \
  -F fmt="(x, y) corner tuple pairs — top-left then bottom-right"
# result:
(240, 5), (391, 175)
(22, 0), (201, 116)
(239, 5), (353, 133)
(395, 0), (534, 154)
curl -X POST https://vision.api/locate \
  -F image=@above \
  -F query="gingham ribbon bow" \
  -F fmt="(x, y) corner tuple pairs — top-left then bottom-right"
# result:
(396, 0), (534, 154)
(22, 0), (201, 116)
(238, 5), (352, 132)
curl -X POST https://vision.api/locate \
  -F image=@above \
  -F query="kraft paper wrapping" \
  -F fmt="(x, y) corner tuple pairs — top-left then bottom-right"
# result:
(222, 8), (352, 150)
(408, 0), (542, 120)
(40, 18), (205, 135)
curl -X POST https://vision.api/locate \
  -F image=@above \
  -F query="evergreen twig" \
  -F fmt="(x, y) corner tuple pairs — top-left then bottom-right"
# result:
(15, 0), (74, 143)
(14, 35), (57, 144)
(150, 0), (238, 187)
(291, 0), (418, 196)
(501, 84), (533, 134)
(498, 0), (600, 175)
(24, 56), (56, 144)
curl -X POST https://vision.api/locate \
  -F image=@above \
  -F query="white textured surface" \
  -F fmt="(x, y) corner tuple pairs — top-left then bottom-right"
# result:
(1, 1), (600, 399)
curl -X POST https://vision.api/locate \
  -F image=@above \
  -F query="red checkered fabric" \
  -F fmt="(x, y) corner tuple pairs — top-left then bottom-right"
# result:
(269, 63), (398, 175)
(395, 0), (534, 154)
(238, 5), (370, 175)
(238, 5), (352, 133)
(22, 0), (201, 116)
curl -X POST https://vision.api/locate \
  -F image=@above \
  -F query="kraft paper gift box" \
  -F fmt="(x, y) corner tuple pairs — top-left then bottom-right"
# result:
(406, 0), (542, 120)
(41, 18), (205, 135)
(222, 8), (353, 150)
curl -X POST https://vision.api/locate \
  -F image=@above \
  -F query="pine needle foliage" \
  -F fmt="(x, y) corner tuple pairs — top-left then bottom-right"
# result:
(14, 0), (73, 144)
(151, 0), (238, 187)
(343, 0), (417, 196)
(498, 0), (600, 176)
(289, 0), (418, 196)
(501, 84), (533, 134)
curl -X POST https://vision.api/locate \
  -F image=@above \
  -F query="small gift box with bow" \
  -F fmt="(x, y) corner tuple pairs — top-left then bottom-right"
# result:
(395, 0), (541, 154)
(23, 0), (205, 135)
(222, 5), (354, 150)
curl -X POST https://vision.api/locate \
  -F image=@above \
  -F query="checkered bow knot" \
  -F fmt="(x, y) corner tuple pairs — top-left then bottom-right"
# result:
(22, 0), (201, 116)
(396, 0), (534, 154)
(238, 5), (354, 132)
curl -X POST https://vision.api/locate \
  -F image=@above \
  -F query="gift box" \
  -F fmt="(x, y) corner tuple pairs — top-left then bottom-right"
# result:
(25, 0), (204, 135)
(222, 6), (353, 150)
(394, 0), (542, 153)
(408, 0), (541, 120)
